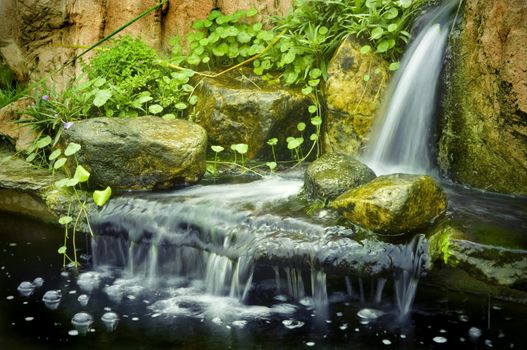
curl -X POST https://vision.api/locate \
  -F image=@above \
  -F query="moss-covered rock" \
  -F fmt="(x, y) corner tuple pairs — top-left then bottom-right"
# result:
(438, 0), (527, 195)
(62, 116), (207, 190)
(332, 174), (447, 234)
(428, 224), (527, 287)
(304, 153), (376, 200)
(193, 70), (310, 159)
(323, 36), (390, 155)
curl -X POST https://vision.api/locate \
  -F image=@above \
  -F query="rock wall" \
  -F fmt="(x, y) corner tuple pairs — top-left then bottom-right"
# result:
(438, 0), (527, 195)
(0, 0), (293, 90)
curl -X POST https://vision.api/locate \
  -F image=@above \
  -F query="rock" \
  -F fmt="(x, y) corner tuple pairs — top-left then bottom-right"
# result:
(304, 153), (376, 200)
(332, 174), (447, 234)
(429, 224), (527, 287)
(0, 98), (38, 152)
(62, 116), (207, 190)
(438, 0), (527, 195)
(323, 36), (390, 155)
(193, 72), (310, 159)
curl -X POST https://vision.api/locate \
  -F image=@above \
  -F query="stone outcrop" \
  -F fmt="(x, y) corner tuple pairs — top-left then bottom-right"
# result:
(62, 116), (207, 190)
(0, 97), (38, 152)
(304, 153), (376, 201)
(332, 174), (447, 234)
(439, 0), (527, 195)
(0, 0), (293, 90)
(323, 36), (390, 156)
(193, 72), (310, 159)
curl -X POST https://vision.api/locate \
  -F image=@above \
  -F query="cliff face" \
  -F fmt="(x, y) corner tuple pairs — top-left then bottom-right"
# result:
(439, 0), (527, 194)
(0, 0), (293, 89)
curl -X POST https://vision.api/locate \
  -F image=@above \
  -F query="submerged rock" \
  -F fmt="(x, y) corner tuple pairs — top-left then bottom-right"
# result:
(304, 153), (376, 200)
(193, 71), (310, 159)
(438, 0), (527, 195)
(323, 36), (389, 155)
(331, 174), (447, 234)
(62, 116), (207, 190)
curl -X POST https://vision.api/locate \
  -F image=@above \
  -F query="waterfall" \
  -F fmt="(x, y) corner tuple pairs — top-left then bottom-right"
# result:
(362, 0), (459, 175)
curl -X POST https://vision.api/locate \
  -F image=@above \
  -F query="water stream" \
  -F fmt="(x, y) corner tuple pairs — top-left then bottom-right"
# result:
(362, 0), (459, 175)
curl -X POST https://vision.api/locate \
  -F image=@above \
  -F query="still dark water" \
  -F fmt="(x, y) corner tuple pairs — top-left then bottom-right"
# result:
(0, 210), (526, 349)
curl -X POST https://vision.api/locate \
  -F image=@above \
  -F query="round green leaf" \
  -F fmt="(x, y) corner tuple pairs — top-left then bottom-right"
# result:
(49, 149), (62, 161)
(53, 157), (67, 169)
(309, 68), (322, 79)
(246, 8), (257, 17)
(211, 145), (224, 153)
(309, 133), (318, 141)
(371, 27), (384, 40)
(58, 216), (73, 225)
(93, 89), (112, 107)
(360, 45), (371, 54)
(175, 102), (187, 110)
(389, 62), (401, 71)
(73, 165), (90, 183)
(311, 116), (322, 126)
(58, 246), (67, 254)
(384, 7), (399, 20)
(363, 74), (370, 82)
(308, 105), (317, 114)
(266, 161), (277, 170)
(25, 153), (36, 163)
(36, 136), (52, 149)
(64, 142), (81, 156)
(388, 23), (398, 33)
(297, 122), (306, 132)
(376, 40), (390, 53)
(267, 138), (278, 146)
(162, 114), (176, 121)
(149, 104), (164, 114)
(234, 143), (248, 154)
(318, 26), (329, 35)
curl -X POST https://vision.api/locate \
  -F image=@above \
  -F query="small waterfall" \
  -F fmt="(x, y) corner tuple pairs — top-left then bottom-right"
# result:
(362, 0), (459, 175)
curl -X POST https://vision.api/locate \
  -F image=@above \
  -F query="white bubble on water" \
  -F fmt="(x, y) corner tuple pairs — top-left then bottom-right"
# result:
(24, 317), (34, 321)
(339, 323), (348, 330)
(400, 334), (406, 339)
(306, 341), (315, 347)
(71, 312), (93, 335)
(485, 339), (493, 347)
(6, 296), (14, 300)
(32, 277), (44, 288)
(77, 294), (89, 307)
(68, 330), (78, 336)
(101, 312), (119, 331)
(17, 281), (35, 297)
(382, 339), (391, 345)
(282, 319), (304, 329)
(357, 308), (384, 320)
(469, 327), (482, 339)
(433, 336), (447, 343)
(77, 272), (101, 294)
(42, 290), (62, 310)
(212, 317), (222, 325)
(232, 320), (247, 328)
(131, 317), (139, 321)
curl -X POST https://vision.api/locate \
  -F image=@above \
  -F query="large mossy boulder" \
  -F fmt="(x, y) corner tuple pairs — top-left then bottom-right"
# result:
(193, 72), (309, 159)
(323, 36), (390, 155)
(332, 174), (447, 234)
(304, 153), (376, 200)
(438, 0), (527, 195)
(62, 116), (207, 190)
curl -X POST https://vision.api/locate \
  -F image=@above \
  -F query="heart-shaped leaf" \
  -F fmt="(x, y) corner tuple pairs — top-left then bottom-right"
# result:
(93, 186), (112, 207)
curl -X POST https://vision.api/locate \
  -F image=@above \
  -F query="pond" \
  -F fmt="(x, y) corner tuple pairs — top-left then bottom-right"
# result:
(1, 176), (526, 349)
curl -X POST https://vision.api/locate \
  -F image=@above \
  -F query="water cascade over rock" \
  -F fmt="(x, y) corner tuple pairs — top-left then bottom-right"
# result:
(362, 0), (459, 175)
(92, 176), (429, 316)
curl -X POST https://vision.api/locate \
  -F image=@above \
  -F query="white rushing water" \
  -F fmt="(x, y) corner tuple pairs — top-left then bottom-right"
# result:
(362, 0), (458, 175)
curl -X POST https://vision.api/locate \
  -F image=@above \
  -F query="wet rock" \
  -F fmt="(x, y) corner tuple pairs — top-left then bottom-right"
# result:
(331, 174), (447, 234)
(304, 153), (376, 200)
(0, 98), (38, 152)
(429, 225), (527, 287)
(193, 71), (310, 159)
(323, 36), (390, 155)
(439, 0), (527, 195)
(62, 116), (207, 190)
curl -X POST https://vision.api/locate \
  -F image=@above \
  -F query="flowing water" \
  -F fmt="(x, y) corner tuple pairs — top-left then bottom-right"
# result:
(362, 0), (459, 175)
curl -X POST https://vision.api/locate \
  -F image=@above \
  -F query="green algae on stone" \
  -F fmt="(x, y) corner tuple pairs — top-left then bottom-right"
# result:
(331, 174), (447, 234)
(304, 153), (376, 201)
(323, 36), (390, 155)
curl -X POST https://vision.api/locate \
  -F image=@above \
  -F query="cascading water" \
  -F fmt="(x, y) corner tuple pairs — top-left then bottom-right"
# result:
(362, 0), (459, 175)
(91, 175), (429, 318)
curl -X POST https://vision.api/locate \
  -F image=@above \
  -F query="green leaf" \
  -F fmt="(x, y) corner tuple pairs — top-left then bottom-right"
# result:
(73, 165), (90, 183)
(267, 138), (278, 146)
(93, 89), (112, 107)
(53, 157), (67, 169)
(318, 26), (329, 35)
(65, 178), (79, 187)
(287, 138), (303, 150)
(282, 51), (296, 64)
(383, 7), (399, 20)
(308, 79), (320, 87)
(93, 77), (106, 87)
(64, 143), (81, 156)
(93, 186), (112, 206)
(234, 143), (248, 154)
(266, 161), (277, 170)
(57, 246), (67, 254)
(311, 116), (322, 126)
(252, 23), (263, 31)
(162, 114), (176, 120)
(25, 153), (36, 163)
(309, 68), (322, 79)
(371, 27), (384, 40)
(297, 122), (306, 132)
(149, 104), (164, 114)
(363, 74), (370, 82)
(175, 102), (187, 110)
(246, 8), (257, 17)
(376, 40), (390, 53)
(308, 105), (317, 114)
(309, 133), (318, 141)
(374, 68), (382, 75)
(301, 86), (313, 95)
(360, 45), (371, 54)
(211, 145), (224, 153)
(36, 136), (52, 149)
(389, 62), (401, 71)
(388, 23), (398, 32)
(135, 95), (153, 104)
(187, 55), (201, 65)
(189, 95), (198, 105)
(58, 216), (73, 225)
(49, 149), (62, 161)
(54, 178), (70, 188)
(237, 31), (252, 44)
